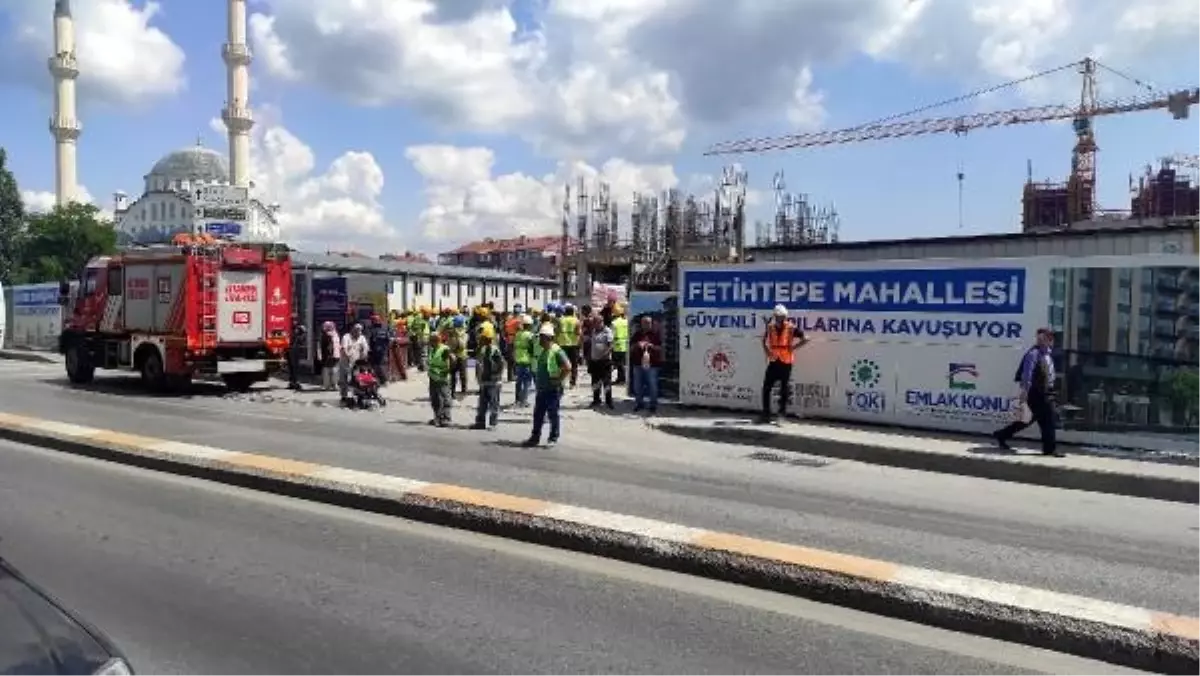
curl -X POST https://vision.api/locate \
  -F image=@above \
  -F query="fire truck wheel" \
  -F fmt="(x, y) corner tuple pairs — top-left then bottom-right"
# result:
(139, 350), (167, 391)
(65, 344), (95, 385)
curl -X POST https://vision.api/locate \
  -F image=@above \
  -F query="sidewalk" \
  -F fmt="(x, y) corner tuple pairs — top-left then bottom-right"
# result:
(0, 348), (60, 363)
(650, 412), (1199, 504)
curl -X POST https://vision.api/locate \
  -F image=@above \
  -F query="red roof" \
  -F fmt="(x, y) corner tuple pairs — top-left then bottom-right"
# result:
(443, 235), (578, 256)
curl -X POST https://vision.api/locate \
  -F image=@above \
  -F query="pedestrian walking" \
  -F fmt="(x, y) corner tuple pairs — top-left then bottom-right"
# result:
(472, 323), (506, 430)
(317, 321), (340, 391)
(426, 332), (454, 427)
(993, 327), (1063, 456)
(610, 304), (628, 385)
(758, 304), (807, 424)
(522, 324), (571, 448)
(512, 315), (535, 407)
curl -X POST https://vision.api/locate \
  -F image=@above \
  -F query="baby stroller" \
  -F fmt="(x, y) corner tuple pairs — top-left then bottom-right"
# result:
(348, 359), (386, 409)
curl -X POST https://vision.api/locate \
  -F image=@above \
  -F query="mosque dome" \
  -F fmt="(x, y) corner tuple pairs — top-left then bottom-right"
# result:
(148, 144), (230, 184)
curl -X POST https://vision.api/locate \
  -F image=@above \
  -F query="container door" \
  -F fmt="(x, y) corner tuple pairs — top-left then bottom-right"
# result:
(217, 269), (266, 342)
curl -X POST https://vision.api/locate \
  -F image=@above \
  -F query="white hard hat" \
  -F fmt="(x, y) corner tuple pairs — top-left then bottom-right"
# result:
(539, 324), (555, 337)
(522, 314), (534, 325)
(773, 304), (788, 317)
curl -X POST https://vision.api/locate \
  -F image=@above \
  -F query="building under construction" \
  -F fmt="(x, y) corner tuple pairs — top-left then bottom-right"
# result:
(561, 166), (750, 297)
(753, 171), (840, 247)
(1131, 157), (1200, 219)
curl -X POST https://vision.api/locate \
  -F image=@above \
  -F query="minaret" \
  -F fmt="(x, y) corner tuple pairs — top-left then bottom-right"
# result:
(48, 0), (81, 206)
(221, 0), (253, 187)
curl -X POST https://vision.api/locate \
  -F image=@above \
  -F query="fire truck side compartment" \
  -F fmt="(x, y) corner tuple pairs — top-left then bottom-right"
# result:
(123, 262), (185, 334)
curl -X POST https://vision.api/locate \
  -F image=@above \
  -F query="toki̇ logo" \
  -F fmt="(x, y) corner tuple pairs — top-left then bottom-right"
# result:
(947, 362), (978, 390)
(845, 358), (886, 413)
(704, 343), (737, 381)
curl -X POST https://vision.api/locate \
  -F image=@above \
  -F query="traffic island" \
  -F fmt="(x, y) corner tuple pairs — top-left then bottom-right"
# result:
(0, 411), (1196, 675)
(650, 417), (1200, 504)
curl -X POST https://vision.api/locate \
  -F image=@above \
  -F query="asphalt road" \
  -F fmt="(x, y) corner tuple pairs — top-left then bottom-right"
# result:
(0, 439), (1145, 675)
(0, 364), (1196, 621)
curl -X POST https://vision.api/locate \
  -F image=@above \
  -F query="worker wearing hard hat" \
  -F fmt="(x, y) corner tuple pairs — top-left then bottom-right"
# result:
(471, 322), (506, 430)
(760, 304), (809, 424)
(522, 323), (571, 448)
(426, 331), (455, 427)
(511, 315), (535, 407)
(610, 302), (628, 386)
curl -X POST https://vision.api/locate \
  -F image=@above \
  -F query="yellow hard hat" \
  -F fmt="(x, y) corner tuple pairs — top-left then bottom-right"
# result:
(479, 323), (496, 340)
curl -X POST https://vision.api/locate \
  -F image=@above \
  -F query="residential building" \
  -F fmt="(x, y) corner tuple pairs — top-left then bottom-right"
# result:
(438, 235), (578, 279)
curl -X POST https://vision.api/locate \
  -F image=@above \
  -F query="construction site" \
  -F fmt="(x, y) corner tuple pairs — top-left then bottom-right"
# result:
(563, 57), (1197, 300)
(561, 167), (841, 297)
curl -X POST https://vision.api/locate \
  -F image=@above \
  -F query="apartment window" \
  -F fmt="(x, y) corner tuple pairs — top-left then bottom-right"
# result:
(168, 202), (176, 219)
(467, 284), (477, 296)
(441, 283), (451, 296)
(413, 281), (424, 295)
(533, 288), (541, 300)
(490, 284), (499, 296)
(511, 287), (518, 297)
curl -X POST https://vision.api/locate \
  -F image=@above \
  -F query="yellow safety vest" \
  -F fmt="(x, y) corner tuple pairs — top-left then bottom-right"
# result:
(612, 317), (628, 352)
(556, 316), (578, 347)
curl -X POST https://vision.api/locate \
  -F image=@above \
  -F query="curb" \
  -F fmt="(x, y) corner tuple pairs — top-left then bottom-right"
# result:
(0, 412), (1195, 674)
(0, 349), (59, 364)
(653, 422), (1200, 505)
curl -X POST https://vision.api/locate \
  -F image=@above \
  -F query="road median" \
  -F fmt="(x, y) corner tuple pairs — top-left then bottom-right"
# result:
(0, 410), (1195, 674)
(652, 418), (1199, 504)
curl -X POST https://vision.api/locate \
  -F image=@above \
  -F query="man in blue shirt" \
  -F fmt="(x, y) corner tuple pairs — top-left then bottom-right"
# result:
(993, 327), (1063, 456)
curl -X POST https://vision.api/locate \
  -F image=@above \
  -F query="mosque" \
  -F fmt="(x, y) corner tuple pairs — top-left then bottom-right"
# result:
(47, 0), (280, 243)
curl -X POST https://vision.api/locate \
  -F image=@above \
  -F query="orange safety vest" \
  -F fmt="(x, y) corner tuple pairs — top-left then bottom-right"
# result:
(504, 317), (521, 343)
(765, 322), (796, 365)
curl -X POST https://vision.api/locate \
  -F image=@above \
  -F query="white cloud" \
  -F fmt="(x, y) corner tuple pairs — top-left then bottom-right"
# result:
(404, 144), (679, 247)
(208, 108), (393, 253)
(247, 0), (686, 160)
(0, 0), (186, 106)
(21, 184), (114, 221)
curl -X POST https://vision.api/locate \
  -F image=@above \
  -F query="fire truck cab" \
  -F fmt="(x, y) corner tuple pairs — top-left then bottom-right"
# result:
(57, 235), (294, 392)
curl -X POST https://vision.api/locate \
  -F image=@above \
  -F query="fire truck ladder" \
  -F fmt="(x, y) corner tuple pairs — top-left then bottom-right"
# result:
(197, 243), (221, 350)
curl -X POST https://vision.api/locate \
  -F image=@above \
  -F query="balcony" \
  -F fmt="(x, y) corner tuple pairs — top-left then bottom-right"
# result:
(47, 52), (78, 78)
(47, 117), (81, 139)
(1157, 299), (1180, 314)
(221, 42), (252, 64)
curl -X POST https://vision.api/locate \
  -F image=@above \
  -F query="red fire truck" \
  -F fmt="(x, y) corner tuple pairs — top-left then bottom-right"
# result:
(58, 235), (294, 392)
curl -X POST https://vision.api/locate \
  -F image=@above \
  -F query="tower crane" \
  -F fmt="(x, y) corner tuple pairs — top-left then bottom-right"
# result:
(705, 58), (1198, 224)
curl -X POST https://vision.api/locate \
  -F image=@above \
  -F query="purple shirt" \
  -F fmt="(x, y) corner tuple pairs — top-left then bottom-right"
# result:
(1020, 346), (1055, 391)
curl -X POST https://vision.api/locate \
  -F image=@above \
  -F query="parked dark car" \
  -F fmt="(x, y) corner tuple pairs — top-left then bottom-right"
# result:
(0, 555), (133, 675)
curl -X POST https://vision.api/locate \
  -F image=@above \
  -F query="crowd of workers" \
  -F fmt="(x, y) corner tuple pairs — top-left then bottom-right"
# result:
(302, 297), (664, 448)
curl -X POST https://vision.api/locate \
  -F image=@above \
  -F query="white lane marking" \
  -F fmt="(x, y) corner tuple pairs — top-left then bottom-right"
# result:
(149, 440), (239, 461)
(29, 420), (100, 437)
(539, 504), (708, 543)
(309, 466), (430, 496)
(893, 567), (1156, 632)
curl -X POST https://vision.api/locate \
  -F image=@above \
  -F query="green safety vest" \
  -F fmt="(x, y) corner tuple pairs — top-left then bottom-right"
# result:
(540, 343), (564, 381)
(428, 344), (451, 383)
(513, 330), (534, 365)
(453, 328), (468, 357)
(556, 316), (577, 347)
(611, 317), (628, 352)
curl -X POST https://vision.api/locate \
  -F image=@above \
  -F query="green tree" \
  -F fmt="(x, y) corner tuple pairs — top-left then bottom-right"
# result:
(1165, 368), (1199, 427)
(0, 148), (25, 285)
(13, 201), (116, 284)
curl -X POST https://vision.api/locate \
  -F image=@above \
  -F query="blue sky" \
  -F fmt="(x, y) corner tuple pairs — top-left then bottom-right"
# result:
(0, 0), (1196, 254)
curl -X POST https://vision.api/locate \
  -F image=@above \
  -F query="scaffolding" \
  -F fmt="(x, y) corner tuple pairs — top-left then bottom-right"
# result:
(561, 164), (757, 297)
(753, 171), (840, 247)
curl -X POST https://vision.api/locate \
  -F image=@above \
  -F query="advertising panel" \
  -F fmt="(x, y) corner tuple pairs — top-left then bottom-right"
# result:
(10, 283), (62, 350)
(678, 255), (1200, 449)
